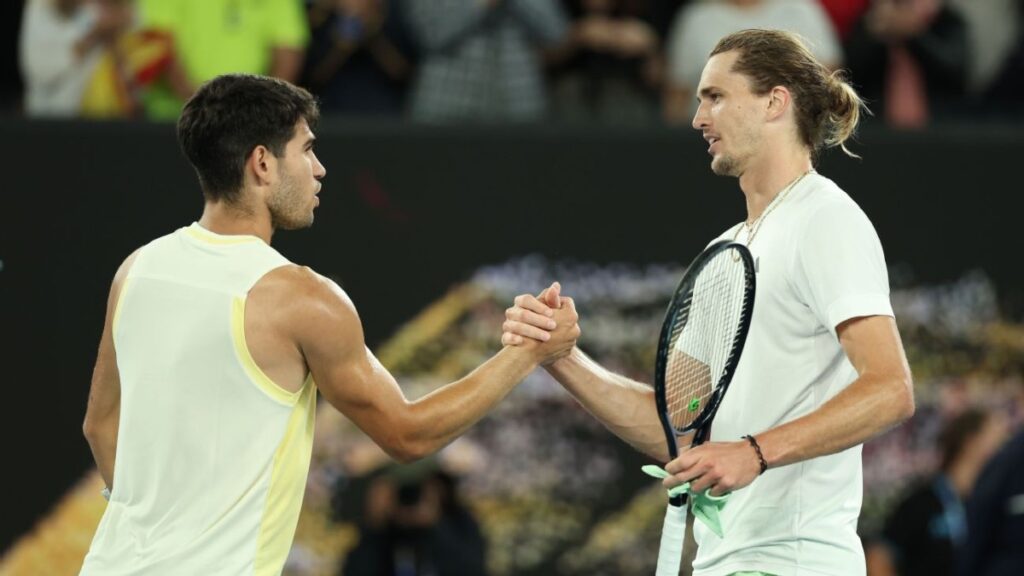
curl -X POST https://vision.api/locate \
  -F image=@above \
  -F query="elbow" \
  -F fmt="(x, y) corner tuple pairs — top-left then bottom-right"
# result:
(378, 429), (434, 464)
(83, 415), (98, 445)
(893, 373), (915, 424)
(383, 440), (431, 464)
(83, 416), (106, 451)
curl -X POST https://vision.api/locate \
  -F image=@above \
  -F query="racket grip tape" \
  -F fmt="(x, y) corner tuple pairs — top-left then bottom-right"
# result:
(655, 502), (687, 576)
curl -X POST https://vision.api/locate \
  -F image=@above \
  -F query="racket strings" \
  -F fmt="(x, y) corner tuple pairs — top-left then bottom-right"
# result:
(664, 248), (751, 431)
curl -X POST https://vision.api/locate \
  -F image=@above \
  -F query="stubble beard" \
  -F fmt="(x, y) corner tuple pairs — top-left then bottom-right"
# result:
(711, 153), (742, 177)
(269, 169), (314, 231)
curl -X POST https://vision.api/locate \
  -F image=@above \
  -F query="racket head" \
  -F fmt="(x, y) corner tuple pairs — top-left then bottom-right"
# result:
(654, 240), (756, 456)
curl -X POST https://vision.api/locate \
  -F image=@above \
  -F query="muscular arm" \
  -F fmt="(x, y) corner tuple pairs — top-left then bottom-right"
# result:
(544, 349), (673, 461)
(755, 315), (914, 467)
(83, 250), (140, 489)
(666, 314), (914, 494)
(289, 269), (578, 462)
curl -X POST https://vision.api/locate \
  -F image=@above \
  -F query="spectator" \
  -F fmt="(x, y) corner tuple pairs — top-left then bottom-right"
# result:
(946, 0), (1020, 100)
(817, 0), (871, 39)
(866, 407), (1008, 576)
(341, 461), (486, 576)
(663, 0), (841, 123)
(547, 0), (663, 124)
(136, 0), (310, 120)
(78, 0), (177, 119)
(959, 388), (1024, 576)
(980, 0), (1024, 115)
(843, 0), (967, 128)
(405, 0), (568, 123)
(18, 0), (131, 117)
(301, 0), (414, 116)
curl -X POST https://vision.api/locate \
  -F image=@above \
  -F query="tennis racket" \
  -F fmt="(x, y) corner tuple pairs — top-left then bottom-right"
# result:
(653, 240), (756, 576)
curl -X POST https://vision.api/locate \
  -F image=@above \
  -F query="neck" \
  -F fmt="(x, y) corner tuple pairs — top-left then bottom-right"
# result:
(738, 146), (814, 224)
(198, 198), (274, 244)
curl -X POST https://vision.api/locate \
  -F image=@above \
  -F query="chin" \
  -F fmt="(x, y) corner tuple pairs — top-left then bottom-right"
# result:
(711, 155), (740, 177)
(273, 214), (315, 231)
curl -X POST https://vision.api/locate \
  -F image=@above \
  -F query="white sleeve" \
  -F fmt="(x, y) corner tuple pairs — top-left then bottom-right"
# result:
(791, 200), (893, 336)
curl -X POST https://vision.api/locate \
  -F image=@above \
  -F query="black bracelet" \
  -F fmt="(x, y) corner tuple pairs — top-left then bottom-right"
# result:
(743, 435), (768, 475)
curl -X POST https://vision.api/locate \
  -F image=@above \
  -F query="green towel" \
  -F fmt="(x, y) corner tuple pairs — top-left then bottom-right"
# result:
(642, 465), (730, 537)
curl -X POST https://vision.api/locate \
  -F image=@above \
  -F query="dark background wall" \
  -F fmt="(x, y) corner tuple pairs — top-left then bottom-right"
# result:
(1, 119), (1021, 550)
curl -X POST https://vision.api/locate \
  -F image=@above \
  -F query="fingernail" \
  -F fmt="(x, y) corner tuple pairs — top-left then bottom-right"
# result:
(541, 333), (551, 341)
(547, 320), (557, 329)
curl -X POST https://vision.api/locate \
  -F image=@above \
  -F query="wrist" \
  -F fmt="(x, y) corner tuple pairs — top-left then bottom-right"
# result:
(742, 434), (768, 475)
(543, 346), (579, 373)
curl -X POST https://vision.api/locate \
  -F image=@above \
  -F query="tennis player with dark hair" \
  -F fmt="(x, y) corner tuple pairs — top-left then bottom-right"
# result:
(503, 29), (915, 575)
(80, 73), (579, 575)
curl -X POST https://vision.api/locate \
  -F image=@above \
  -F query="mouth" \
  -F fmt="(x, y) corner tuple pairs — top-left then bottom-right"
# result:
(705, 135), (721, 154)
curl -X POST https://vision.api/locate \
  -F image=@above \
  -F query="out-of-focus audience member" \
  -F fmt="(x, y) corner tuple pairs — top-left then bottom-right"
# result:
(946, 0), (1020, 101)
(662, 0), (841, 123)
(959, 386), (1024, 576)
(341, 461), (486, 576)
(78, 0), (177, 119)
(19, 0), (131, 117)
(136, 0), (310, 120)
(405, 0), (568, 123)
(817, 0), (871, 39)
(977, 0), (1024, 115)
(547, 0), (663, 124)
(866, 407), (1008, 576)
(301, 0), (414, 116)
(844, 0), (967, 129)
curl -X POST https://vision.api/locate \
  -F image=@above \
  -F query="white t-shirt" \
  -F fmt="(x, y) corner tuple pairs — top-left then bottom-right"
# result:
(666, 0), (840, 103)
(18, 0), (103, 117)
(692, 173), (893, 576)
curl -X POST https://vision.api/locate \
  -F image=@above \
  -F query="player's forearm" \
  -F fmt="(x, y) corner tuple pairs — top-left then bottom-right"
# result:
(397, 346), (538, 461)
(547, 348), (669, 461)
(755, 370), (914, 470)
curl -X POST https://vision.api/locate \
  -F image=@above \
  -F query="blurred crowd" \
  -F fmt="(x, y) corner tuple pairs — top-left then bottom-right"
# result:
(15, 0), (1024, 127)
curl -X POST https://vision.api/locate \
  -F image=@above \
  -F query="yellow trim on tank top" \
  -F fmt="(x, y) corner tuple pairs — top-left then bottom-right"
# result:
(230, 296), (303, 406)
(253, 375), (316, 576)
(185, 223), (262, 245)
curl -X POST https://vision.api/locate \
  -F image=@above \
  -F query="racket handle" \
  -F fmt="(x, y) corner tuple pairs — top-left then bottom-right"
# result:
(655, 502), (687, 576)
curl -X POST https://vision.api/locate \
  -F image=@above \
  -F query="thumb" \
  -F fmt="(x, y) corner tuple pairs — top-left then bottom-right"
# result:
(544, 281), (562, 309)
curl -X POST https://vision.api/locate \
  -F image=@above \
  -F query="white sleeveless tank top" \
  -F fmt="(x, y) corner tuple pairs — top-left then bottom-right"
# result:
(81, 223), (316, 576)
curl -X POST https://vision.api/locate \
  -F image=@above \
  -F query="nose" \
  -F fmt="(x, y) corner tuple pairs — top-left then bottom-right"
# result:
(692, 101), (708, 131)
(313, 153), (326, 180)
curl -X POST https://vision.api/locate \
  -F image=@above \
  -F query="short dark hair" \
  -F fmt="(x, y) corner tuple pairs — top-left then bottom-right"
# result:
(177, 74), (320, 203)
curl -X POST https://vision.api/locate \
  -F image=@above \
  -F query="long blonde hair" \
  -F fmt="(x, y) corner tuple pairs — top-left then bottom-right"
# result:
(711, 29), (867, 158)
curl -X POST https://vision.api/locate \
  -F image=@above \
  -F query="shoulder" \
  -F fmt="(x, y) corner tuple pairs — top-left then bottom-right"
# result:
(251, 264), (363, 333)
(791, 175), (872, 231)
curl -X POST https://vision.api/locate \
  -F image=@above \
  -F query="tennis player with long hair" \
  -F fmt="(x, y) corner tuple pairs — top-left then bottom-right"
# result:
(503, 29), (915, 575)
(80, 74), (580, 575)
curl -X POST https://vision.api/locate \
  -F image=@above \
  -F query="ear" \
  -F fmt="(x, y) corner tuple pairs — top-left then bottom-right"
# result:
(765, 85), (791, 122)
(248, 145), (278, 188)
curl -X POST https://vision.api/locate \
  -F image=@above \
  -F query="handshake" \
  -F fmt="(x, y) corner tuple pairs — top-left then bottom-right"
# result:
(500, 281), (580, 367)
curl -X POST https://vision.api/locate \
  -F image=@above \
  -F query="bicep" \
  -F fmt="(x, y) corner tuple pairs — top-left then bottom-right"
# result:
(837, 315), (911, 383)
